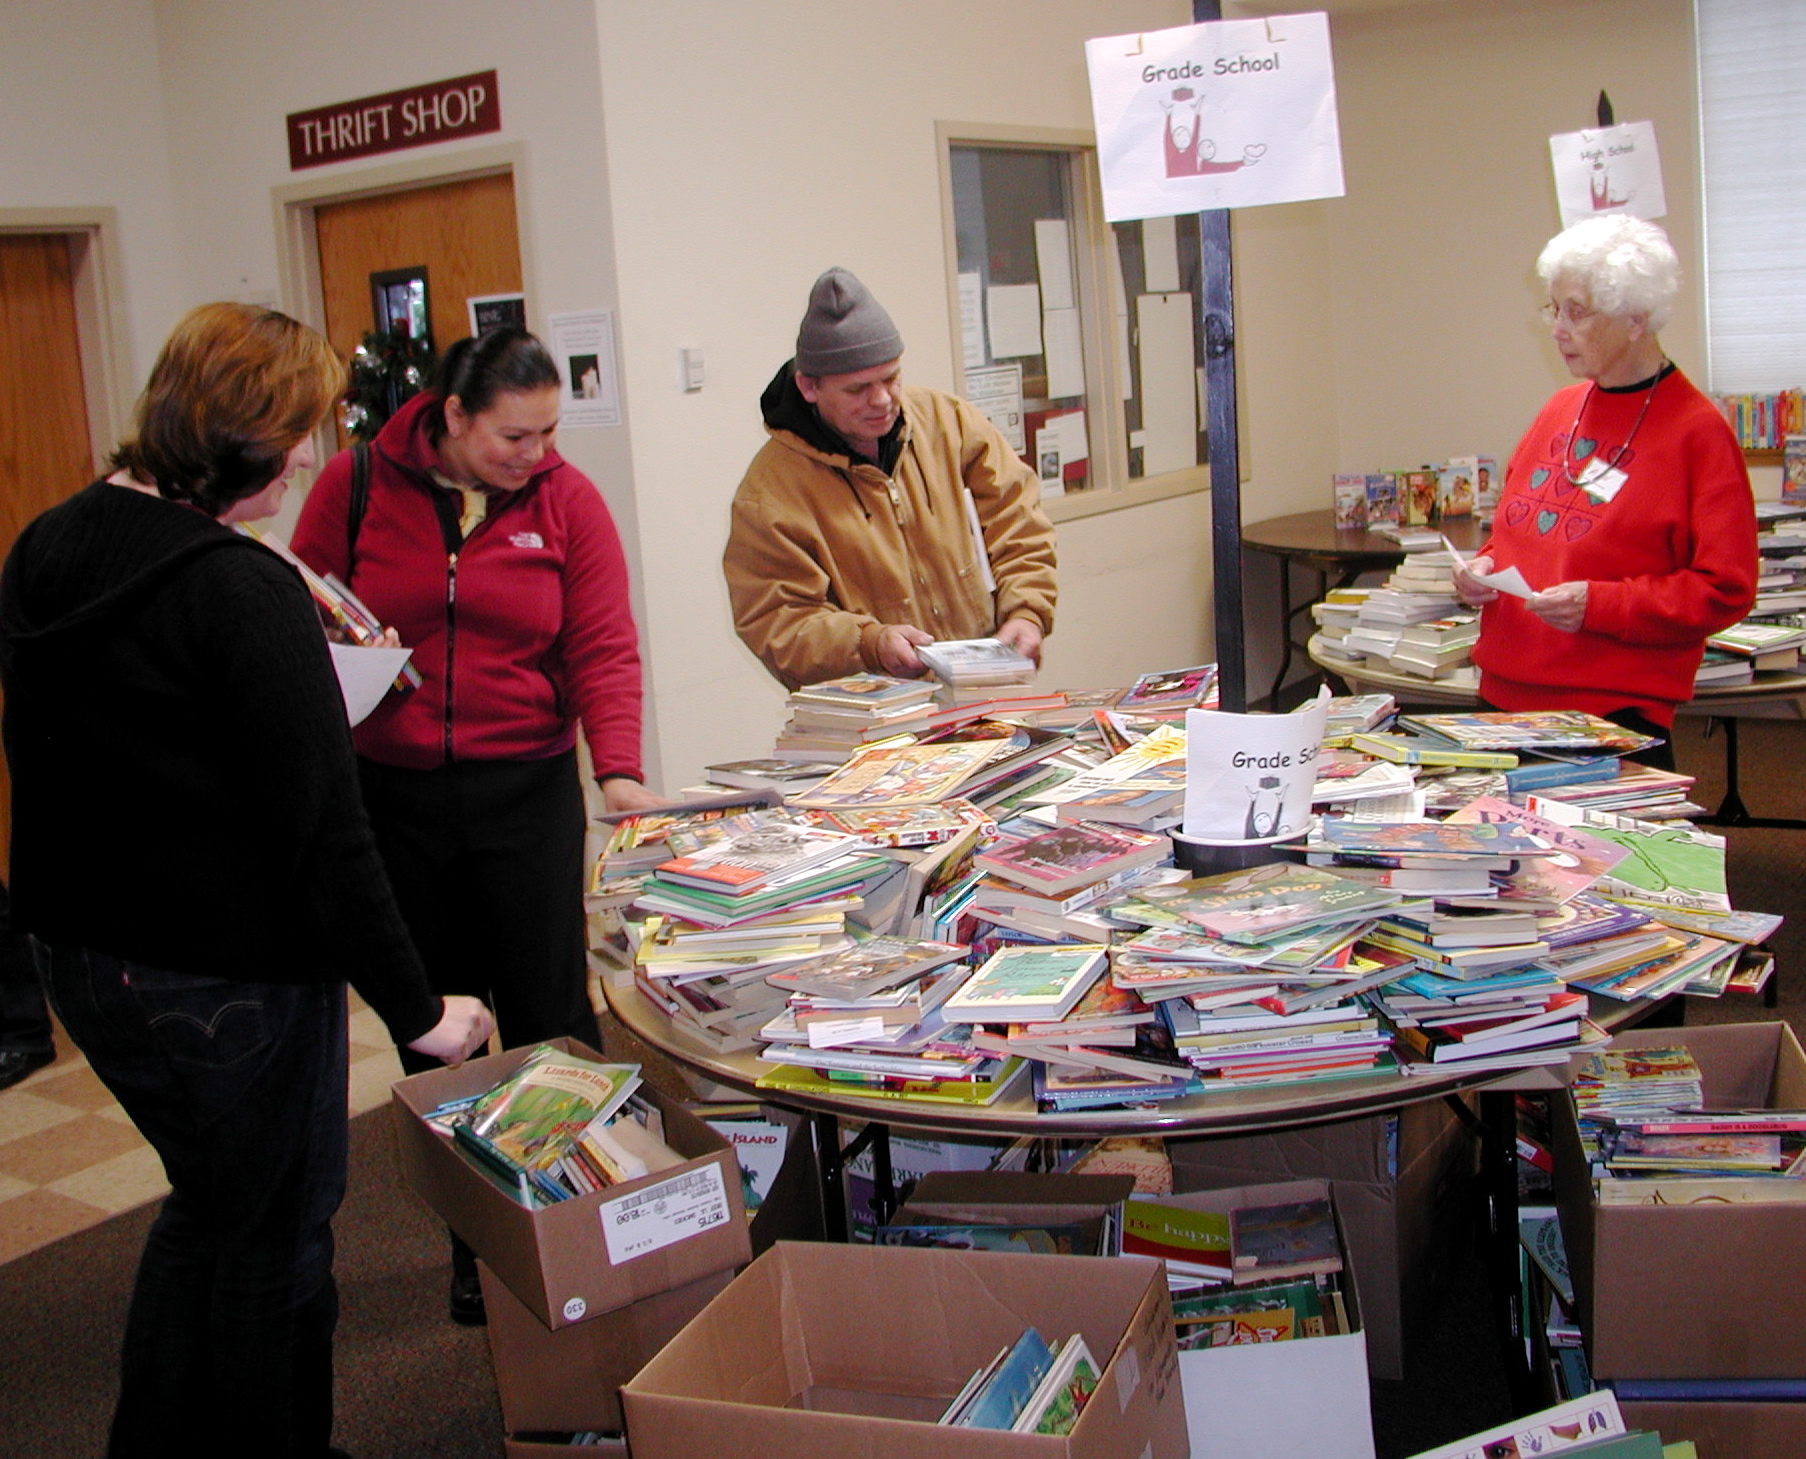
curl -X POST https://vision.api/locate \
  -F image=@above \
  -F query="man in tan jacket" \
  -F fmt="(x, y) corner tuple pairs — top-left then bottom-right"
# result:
(723, 268), (1057, 690)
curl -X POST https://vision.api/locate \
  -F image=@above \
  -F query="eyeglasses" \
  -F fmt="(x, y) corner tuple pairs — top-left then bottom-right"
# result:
(1540, 300), (1597, 328)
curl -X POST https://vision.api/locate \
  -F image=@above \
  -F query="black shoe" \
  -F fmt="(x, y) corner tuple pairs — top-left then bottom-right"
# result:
(0, 1048), (52, 1092)
(449, 1268), (487, 1326)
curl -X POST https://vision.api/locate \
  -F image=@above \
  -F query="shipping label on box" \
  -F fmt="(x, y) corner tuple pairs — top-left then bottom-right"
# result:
(601, 1163), (733, 1265)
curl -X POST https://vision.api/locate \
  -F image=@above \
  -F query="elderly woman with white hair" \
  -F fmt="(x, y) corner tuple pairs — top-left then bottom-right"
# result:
(1453, 215), (1757, 768)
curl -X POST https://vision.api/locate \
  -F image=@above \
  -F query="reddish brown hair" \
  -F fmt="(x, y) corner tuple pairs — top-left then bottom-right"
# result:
(110, 303), (346, 517)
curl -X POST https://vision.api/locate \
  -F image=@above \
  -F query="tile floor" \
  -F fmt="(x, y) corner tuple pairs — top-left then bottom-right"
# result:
(0, 997), (402, 1265)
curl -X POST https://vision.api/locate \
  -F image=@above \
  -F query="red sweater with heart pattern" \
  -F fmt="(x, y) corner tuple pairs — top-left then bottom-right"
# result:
(1472, 367), (1757, 726)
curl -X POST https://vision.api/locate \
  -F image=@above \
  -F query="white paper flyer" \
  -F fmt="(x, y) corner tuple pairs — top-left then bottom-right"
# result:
(1548, 121), (1666, 230)
(1085, 12), (1345, 222)
(1182, 695), (1327, 842)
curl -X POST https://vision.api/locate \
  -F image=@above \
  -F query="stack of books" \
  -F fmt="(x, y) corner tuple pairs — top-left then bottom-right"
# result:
(772, 674), (939, 759)
(1310, 588), (1374, 665)
(425, 1045), (680, 1207)
(1583, 1105), (1806, 1205)
(916, 638), (1037, 700)
(938, 1325), (1099, 1434)
(1025, 724), (1188, 829)
(1385, 613), (1480, 683)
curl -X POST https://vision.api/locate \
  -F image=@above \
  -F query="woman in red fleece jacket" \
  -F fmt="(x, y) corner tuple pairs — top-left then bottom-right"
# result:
(1454, 216), (1757, 770)
(293, 329), (661, 1323)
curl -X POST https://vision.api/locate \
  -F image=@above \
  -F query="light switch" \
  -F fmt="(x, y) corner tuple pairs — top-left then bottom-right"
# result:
(680, 348), (706, 392)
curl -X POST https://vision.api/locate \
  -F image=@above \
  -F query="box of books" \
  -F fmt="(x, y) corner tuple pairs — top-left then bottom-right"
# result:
(1142, 1180), (1375, 1459)
(1167, 1098), (1473, 1381)
(1618, 1400), (1806, 1458)
(1550, 1022), (1806, 1379)
(620, 1241), (1189, 1458)
(391, 1038), (751, 1329)
(484, 1260), (732, 1434)
(882, 1170), (1138, 1256)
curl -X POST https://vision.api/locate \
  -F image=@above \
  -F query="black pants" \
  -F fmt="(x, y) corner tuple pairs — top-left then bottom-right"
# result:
(358, 750), (594, 1077)
(1475, 699), (1676, 773)
(0, 880), (52, 1056)
(41, 946), (346, 1459)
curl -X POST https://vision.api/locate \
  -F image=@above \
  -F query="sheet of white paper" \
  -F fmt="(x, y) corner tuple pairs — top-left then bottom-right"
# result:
(330, 643), (412, 727)
(1086, 14), (1347, 222)
(546, 309), (621, 427)
(1440, 534), (1535, 600)
(1034, 219), (1076, 310)
(1137, 292), (1197, 476)
(1549, 120), (1667, 229)
(986, 283), (1044, 360)
(1142, 215), (1181, 293)
(1033, 428), (1065, 497)
(957, 272), (986, 370)
(1183, 694), (1326, 841)
(963, 363), (1026, 454)
(1049, 409), (1089, 465)
(1042, 306), (1086, 399)
(807, 1016), (887, 1049)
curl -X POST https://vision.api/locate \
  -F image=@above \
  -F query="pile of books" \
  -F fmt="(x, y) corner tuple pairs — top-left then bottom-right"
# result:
(1710, 388), (1805, 449)
(938, 1325), (1099, 1434)
(424, 1045), (683, 1207)
(916, 638), (1036, 702)
(772, 673), (939, 759)
(1329, 456), (1496, 531)
(1582, 1101), (1806, 1206)
(1127, 1194), (1353, 1349)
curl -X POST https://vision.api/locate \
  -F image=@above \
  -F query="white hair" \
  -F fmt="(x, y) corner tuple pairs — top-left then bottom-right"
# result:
(1536, 215), (1681, 331)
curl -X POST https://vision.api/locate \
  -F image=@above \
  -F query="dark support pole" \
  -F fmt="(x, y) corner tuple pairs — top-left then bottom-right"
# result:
(1194, 0), (1246, 712)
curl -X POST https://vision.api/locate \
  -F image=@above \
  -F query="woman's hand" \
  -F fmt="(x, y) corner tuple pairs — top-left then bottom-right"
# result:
(376, 626), (403, 649)
(601, 777), (665, 814)
(1452, 555), (1500, 608)
(1527, 580), (1589, 633)
(406, 995), (495, 1065)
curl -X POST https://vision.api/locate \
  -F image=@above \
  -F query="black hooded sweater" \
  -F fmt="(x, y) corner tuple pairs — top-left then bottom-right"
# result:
(0, 481), (441, 1045)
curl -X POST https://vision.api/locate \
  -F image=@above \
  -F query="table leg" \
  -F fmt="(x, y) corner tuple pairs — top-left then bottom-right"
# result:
(811, 1114), (896, 1241)
(1478, 1089), (1539, 1415)
(1266, 556), (1295, 712)
(1698, 715), (1806, 830)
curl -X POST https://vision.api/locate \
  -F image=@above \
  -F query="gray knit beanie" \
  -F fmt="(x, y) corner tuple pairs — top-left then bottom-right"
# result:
(794, 268), (904, 377)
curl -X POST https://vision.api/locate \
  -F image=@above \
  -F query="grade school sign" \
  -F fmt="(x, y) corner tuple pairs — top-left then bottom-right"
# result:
(286, 70), (500, 171)
(1085, 13), (1344, 222)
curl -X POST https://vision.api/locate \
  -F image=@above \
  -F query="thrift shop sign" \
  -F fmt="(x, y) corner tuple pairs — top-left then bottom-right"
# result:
(287, 71), (500, 170)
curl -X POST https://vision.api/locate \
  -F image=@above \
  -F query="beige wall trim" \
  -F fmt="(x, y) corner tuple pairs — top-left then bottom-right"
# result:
(0, 206), (134, 469)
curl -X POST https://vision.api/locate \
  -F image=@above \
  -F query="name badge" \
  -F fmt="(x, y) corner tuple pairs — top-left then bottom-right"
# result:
(1578, 457), (1628, 503)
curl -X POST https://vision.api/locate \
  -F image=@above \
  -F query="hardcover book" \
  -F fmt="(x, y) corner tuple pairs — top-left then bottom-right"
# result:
(941, 944), (1109, 1024)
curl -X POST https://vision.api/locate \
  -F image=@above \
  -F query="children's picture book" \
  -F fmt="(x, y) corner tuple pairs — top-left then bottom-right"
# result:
(955, 1326), (1055, 1430)
(1229, 1196), (1343, 1285)
(1121, 1200), (1233, 1280)
(1365, 473), (1400, 528)
(941, 944), (1109, 1024)
(1012, 1335), (1099, 1436)
(1404, 1392), (1630, 1459)
(802, 799), (992, 848)
(1317, 816), (1553, 859)
(1399, 710), (1657, 754)
(916, 638), (1036, 685)
(789, 739), (1006, 809)
(1445, 795), (1629, 901)
(1438, 456), (1478, 518)
(976, 822), (1170, 897)
(464, 1047), (642, 1162)
(1118, 663), (1219, 711)
(765, 937), (969, 1001)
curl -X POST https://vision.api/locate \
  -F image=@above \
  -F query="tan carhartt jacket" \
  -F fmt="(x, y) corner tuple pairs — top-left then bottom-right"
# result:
(724, 381), (1058, 690)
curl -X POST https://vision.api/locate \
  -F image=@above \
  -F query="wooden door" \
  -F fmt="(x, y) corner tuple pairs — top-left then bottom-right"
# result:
(0, 233), (96, 855)
(314, 171), (524, 428)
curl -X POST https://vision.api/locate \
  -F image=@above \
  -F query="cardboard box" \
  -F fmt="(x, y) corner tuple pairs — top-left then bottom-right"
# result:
(483, 1261), (733, 1434)
(621, 1241), (1189, 1459)
(1153, 1179), (1375, 1459)
(1552, 1021), (1806, 1379)
(1167, 1095), (1473, 1380)
(889, 1170), (1137, 1255)
(391, 1037), (751, 1328)
(1617, 1400), (1806, 1458)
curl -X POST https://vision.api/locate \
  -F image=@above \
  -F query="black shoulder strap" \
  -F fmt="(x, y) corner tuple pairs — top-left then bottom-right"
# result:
(347, 442), (370, 572)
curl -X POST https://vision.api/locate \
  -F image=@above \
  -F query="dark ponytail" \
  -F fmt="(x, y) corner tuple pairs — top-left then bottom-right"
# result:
(425, 328), (561, 442)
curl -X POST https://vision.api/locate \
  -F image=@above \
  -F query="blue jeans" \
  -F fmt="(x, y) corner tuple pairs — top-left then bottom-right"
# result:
(39, 945), (349, 1459)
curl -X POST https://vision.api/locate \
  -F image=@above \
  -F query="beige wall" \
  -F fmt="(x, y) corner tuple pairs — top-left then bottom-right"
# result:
(0, 0), (188, 400)
(592, 0), (1208, 787)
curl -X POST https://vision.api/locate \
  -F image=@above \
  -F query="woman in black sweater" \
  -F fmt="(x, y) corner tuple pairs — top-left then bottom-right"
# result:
(0, 303), (492, 1459)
